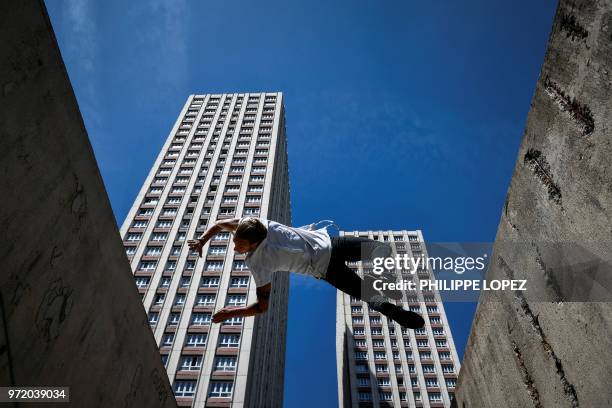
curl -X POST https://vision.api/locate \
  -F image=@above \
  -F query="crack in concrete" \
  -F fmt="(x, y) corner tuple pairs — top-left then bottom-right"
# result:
(523, 149), (563, 206)
(498, 256), (580, 407)
(543, 76), (595, 136)
(511, 339), (543, 408)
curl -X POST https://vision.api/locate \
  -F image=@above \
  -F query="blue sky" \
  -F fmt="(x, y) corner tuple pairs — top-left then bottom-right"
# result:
(46, 0), (558, 406)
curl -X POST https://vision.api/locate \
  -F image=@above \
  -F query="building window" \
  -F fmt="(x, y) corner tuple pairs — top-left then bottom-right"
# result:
(168, 312), (180, 325)
(151, 233), (168, 241)
(226, 294), (246, 306)
(439, 351), (451, 360)
(230, 277), (249, 287)
(221, 316), (244, 326)
(208, 381), (233, 398)
(156, 220), (173, 228)
(191, 313), (211, 326)
(179, 355), (202, 371)
(357, 377), (369, 386)
(196, 294), (216, 306)
(148, 312), (158, 325)
(422, 364), (435, 373)
(379, 391), (392, 401)
(208, 246), (227, 255)
(154, 293), (165, 305)
(135, 277), (150, 288)
(429, 392), (442, 402)
(200, 277), (219, 287)
(417, 339), (429, 347)
(214, 356), (237, 371)
(420, 351), (432, 360)
(377, 378), (390, 386)
(161, 333), (174, 346)
(214, 232), (231, 241)
(355, 352), (367, 360)
(218, 334), (240, 347)
(374, 351), (386, 360)
(375, 364), (388, 373)
(358, 392), (371, 401)
(145, 247), (162, 256)
(205, 261), (224, 271)
(185, 333), (207, 347)
(174, 380), (196, 397)
(425, 378), (438, 387)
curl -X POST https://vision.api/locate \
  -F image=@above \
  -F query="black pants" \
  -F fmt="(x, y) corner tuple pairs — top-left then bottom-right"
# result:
(322, 236), (393, 306)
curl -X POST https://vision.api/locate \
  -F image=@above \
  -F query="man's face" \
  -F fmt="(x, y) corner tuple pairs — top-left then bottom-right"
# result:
(233, 236), (256, 254)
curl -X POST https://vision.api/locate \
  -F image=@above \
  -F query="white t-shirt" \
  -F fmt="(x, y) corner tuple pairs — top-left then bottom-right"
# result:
(244, 219), (332, 287)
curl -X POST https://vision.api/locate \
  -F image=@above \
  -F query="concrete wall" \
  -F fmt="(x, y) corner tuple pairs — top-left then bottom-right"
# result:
(0, 1), (176, 406)
(454, 0), (612, 407)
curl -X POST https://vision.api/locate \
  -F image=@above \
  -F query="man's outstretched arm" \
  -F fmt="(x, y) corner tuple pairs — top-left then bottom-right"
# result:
(187, 217), (240, 257)
(212, 283), (271, 323)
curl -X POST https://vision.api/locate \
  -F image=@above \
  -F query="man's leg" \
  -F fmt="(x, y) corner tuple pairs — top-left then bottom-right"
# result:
(324, 239), (425, 329)
(330, 236), (400, 299)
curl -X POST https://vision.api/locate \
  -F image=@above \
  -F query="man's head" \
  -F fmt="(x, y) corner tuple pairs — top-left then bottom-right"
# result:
(233, 217), (267, 254)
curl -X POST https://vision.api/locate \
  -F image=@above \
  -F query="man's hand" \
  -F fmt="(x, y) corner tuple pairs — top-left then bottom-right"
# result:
(187, 218), (240, 258)
(187, 239), (204, 257)
(212, 306), (240, 323)
(212, 284), (272, 323)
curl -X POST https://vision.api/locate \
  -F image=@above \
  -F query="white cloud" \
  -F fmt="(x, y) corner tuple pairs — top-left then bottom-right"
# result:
(129, 0), (189, 99)
(64, 0), (97, 72)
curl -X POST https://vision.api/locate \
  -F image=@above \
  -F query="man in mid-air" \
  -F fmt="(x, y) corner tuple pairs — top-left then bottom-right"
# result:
(188, 217), (425, 329)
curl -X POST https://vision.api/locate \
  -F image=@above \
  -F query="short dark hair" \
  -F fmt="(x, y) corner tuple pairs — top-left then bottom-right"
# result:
(235, 217), (267, 244)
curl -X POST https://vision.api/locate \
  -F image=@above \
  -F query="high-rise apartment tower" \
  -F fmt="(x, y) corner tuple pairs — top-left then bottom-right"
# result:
(336, 230), (460, 407)
(120, 92), (291, 407)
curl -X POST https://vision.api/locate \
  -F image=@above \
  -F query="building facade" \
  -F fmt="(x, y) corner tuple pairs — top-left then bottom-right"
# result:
(120, 92), (291, 407)
(336, 230), (460, 407)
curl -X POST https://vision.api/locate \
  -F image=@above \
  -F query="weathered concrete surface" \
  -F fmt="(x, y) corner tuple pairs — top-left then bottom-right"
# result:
(0, 1), (176, 406)
(454, 1), (612, 407)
